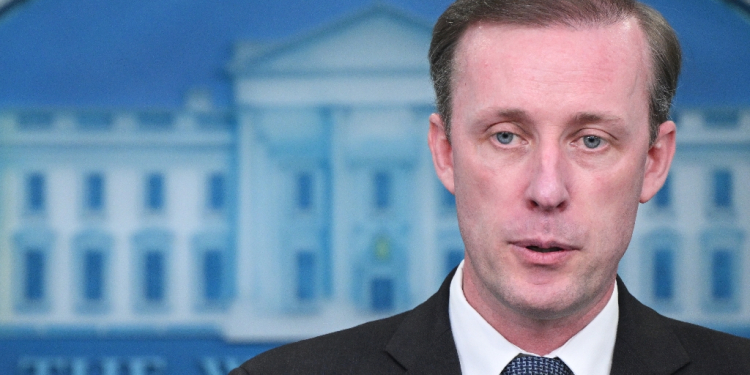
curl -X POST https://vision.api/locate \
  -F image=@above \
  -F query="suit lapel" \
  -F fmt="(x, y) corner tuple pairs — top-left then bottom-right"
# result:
(611, 277), (690, 375)
(385, 270), (462, 375)
(385, 273), (692, 375)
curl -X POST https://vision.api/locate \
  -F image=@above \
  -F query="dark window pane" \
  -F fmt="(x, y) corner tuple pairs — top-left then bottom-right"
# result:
(86, 173), (104, 211)
(654, 175), (671, 208)
(203, 250), (223, 301)
(17, 111), (53, 130)
(296, 252), (316, 301)
(144, 251), (164, 302)
(26, 173), (45, 212)
(653, 248), (674, 300)
(713, 170), (733, 208)
(137, 112), (173, 131)
(445, 249), (463, 276)
(84, 250), (104, 301)
(196, 112), (235, 131)
(704, 109), (739, 128)
(370, 277), (393, 312)
(374, 172), (391, 209)
(208, 173), (225, 211)
(711, 250), (734, 300)
(25, 249), (45, 301)
(77, 112), (113, 131)
(297, 173), (312, 210)
(146, 174), (164, 210)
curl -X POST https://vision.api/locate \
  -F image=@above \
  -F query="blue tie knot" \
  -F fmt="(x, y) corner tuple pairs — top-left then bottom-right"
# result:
(500, 355), (573, 375)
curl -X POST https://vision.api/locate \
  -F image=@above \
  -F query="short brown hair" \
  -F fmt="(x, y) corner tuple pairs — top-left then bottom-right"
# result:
(428, 0), (681, 145)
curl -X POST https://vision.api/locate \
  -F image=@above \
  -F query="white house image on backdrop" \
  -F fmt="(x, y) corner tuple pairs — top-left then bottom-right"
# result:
(0, 6), (748, 342)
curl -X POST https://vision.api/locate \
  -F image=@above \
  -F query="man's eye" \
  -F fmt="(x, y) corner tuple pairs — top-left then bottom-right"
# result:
(582, 135), (603, 149)
(495, 132), (515, 145)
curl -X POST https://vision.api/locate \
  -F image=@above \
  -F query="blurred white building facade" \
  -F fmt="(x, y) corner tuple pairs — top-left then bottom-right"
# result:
(625, 108), (750, 331)
(0, 7), (748, 346)
(0, 102), (237, 333)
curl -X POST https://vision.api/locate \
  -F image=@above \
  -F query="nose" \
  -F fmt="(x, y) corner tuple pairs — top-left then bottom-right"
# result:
(524, 141), (570, 212)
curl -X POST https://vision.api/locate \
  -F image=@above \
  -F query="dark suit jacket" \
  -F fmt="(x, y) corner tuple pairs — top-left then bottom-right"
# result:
(230, 271), (750, 374)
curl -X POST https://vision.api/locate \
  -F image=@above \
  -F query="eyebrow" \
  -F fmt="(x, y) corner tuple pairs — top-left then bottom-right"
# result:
(571, 112), (624, 127)
(494, 108), (533, 124)
(492, 109), (622, 127)
(484, 108), (623, 131)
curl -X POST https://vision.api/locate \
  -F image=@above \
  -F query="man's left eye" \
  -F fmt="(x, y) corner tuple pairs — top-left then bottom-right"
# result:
(495, 131), (515, 145)
(582, 135), (603, 149)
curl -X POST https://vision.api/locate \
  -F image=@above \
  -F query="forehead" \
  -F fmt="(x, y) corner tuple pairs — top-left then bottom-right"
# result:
(455, 17), (651, 70)
(451, 19), (652, 112)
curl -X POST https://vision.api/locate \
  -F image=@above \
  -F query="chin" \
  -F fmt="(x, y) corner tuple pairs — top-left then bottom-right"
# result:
(514, 298), (586, 321)
(500, 278), (591, 321)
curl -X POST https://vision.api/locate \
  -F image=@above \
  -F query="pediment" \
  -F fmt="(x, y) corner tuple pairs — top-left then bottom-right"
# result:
(232, 6), (433, 75)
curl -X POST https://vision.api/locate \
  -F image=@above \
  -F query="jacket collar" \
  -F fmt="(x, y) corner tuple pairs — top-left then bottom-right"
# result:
(385, 269), (462, 374)
(385, 272), (692, 375)
(611, 277), (690, 375)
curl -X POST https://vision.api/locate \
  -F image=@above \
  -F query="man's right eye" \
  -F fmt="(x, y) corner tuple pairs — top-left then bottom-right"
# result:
(495, 131), (515, 145)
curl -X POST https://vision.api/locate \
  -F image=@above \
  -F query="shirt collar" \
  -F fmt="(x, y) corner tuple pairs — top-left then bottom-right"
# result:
(448, 261), (619, 375)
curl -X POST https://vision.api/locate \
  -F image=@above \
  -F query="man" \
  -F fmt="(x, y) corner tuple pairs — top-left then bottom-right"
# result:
(231, 0), (750, 374)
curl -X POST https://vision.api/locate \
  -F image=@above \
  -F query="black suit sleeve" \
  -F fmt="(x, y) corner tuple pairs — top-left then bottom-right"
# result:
(228, 367), (250, 375)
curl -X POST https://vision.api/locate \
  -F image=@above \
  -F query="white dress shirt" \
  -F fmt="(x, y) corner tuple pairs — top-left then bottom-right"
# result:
(449, 261), (619, 375)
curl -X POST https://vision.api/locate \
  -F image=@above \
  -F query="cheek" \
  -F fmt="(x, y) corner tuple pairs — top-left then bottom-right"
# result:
(583, 170), (640, 220)
(453, 153), (512, 245)
(453, 150), (521, 217)
(577, 163), (643, 250)
(582, 145), (646, 204)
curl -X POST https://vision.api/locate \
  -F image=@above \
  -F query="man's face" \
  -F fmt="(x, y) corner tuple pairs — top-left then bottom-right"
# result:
(429, 20), (675, 322)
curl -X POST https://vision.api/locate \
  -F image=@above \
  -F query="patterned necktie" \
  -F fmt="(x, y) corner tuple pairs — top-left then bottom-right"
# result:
(500, 354), (574, 375)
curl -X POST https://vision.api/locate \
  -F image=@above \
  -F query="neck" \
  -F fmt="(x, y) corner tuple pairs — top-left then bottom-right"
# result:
(462, 271), (615, 356)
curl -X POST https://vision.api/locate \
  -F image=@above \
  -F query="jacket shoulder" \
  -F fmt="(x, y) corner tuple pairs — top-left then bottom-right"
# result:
(665, 317), (750, 372)
(230, 312), (410, 375)
(230, 271), (458, 375)
(614, 278), (750, 374)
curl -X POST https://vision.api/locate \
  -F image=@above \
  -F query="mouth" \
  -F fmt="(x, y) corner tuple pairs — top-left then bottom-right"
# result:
(513, 241), (576, 265)
(526, 245), (567, 253)
(513, 239), (577, 254)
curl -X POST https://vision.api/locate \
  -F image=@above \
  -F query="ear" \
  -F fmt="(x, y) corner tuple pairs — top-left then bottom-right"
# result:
(640, 120), (676, 203)
(428, 113), (456, 194)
